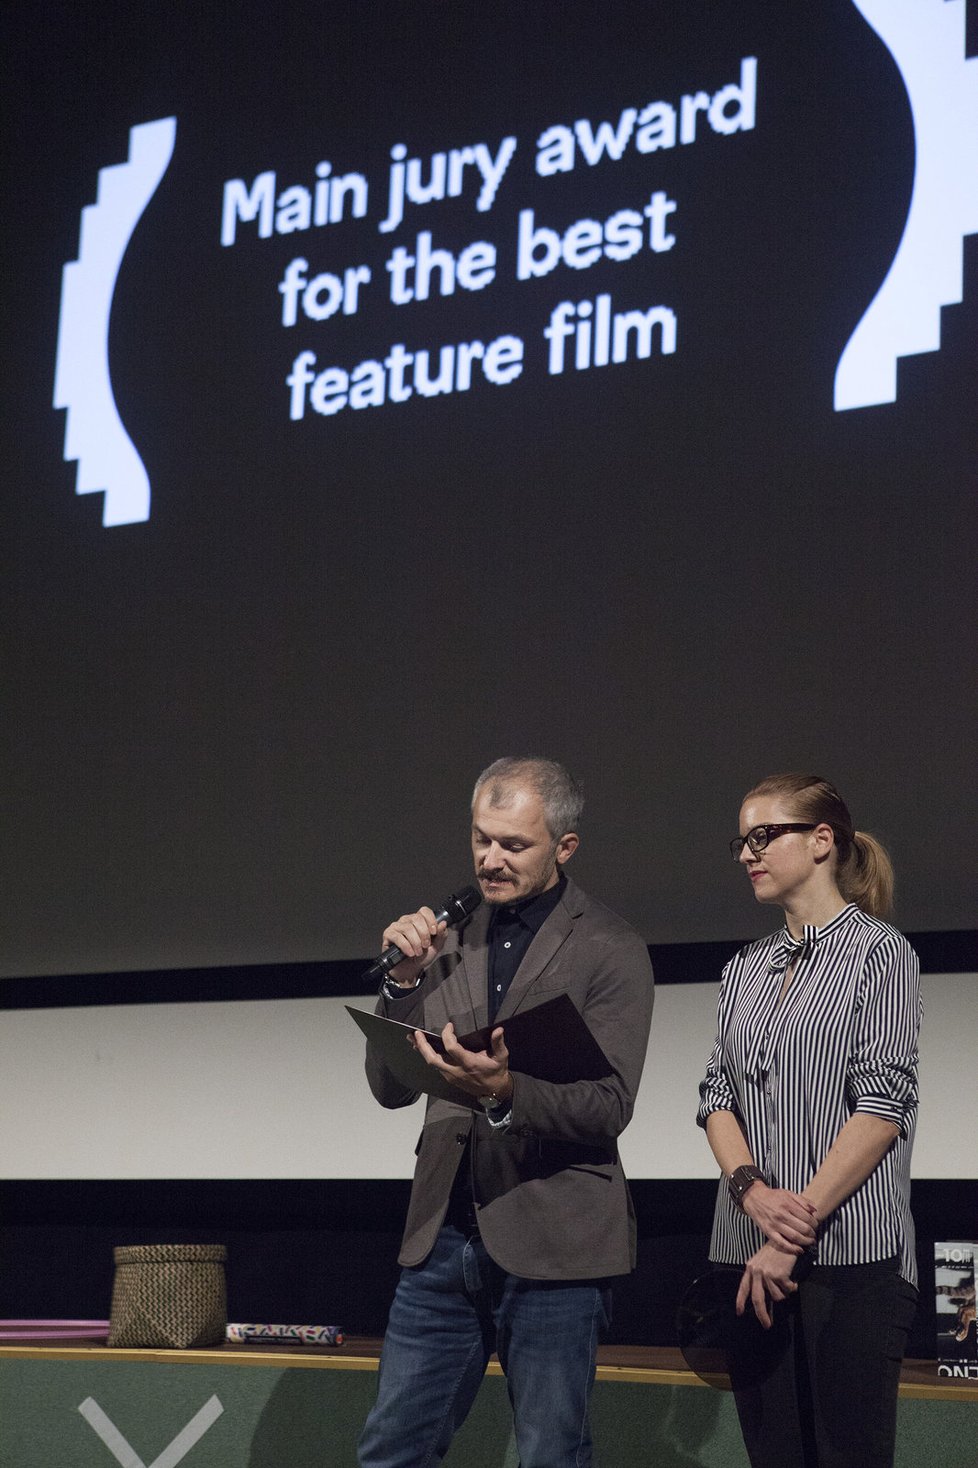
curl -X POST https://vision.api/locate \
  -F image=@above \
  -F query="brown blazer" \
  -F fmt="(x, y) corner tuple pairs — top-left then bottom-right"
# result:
(364, 877), (654, 1279)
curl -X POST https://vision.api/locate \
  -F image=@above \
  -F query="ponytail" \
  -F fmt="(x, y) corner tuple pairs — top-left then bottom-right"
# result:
(839, 829), (894, 918)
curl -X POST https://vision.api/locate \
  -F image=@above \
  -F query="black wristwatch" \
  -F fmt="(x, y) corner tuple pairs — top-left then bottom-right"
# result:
(728, 1164), (765, 1210)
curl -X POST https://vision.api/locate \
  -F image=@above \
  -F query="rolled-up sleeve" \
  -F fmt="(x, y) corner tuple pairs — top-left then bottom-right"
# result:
(696, 964), (738, 1128)
(846, 933), (921, 1136)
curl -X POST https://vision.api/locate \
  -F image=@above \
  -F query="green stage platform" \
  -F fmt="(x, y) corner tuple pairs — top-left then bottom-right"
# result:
(0, 1340), (974, 1467)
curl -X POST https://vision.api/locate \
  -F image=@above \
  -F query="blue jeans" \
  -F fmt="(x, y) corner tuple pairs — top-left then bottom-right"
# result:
(358, 1223), (611, 1468)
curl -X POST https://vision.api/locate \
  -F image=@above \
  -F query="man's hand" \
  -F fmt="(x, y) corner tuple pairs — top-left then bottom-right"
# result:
(410, 1022), (512, 1103)
(736, 1242), (799, 1329)
(741, 1183), (818, 1254)
(381, 907), (449, 987)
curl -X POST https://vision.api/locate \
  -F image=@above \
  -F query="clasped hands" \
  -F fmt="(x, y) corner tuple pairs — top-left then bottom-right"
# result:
(737, 1184), (819, 1329)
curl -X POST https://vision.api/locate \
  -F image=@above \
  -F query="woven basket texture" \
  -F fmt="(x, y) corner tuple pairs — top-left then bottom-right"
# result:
(108, 1244), (227, 1349)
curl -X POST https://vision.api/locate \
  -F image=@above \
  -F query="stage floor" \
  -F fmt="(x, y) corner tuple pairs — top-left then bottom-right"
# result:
(1, 1338), (974, 1467)
(1, 1336), (974, 1397)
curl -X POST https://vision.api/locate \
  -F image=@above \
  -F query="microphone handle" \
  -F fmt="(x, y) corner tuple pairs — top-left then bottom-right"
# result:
(362, 899), (456, 985)
(363, 942), (409, 984)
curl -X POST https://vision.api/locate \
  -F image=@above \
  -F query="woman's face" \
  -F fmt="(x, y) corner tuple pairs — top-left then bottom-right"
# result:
(736, 796), (826, 910)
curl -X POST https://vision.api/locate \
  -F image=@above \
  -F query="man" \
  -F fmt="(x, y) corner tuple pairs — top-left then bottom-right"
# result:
(358, 757), (654, 1468)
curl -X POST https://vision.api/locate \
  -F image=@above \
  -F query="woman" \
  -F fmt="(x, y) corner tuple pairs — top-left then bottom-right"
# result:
(697, 773), (921, 1468)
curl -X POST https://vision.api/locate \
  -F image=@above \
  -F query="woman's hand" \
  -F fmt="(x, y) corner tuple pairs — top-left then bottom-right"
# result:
(736, 1242), (799, 1329)
(742, 1182), (818, 1254)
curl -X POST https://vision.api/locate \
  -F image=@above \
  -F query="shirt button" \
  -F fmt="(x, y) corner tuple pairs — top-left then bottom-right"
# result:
(503, 941), (512, 949)
(455, 1133), (467, 1145)
(496, 983), (502, 992)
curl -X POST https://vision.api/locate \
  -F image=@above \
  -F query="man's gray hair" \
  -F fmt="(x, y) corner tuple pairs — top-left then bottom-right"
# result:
(472, 757), (584, 839)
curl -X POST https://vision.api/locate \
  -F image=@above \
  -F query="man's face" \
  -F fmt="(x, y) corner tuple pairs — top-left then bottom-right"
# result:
(470, 783), (577, 905)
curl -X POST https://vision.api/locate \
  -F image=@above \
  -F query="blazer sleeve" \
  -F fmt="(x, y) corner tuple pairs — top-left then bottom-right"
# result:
(506, 927), (654, 1150)
(362, 949), (456, 1111)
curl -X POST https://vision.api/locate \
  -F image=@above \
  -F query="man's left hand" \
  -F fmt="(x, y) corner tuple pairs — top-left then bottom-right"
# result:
(410, 1023), (513, 1103)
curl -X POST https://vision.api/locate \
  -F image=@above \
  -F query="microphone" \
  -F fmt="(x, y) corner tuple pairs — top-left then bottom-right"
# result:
(362, 885), (482, 985)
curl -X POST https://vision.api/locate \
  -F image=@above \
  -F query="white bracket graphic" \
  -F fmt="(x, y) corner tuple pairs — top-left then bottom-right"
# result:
(78, 1393), (224, 1468)
(834, 0), (978, 410)
(54, 116), (177, 525)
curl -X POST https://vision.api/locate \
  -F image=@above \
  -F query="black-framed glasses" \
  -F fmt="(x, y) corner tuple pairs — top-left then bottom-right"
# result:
(729, 824), (817, 860)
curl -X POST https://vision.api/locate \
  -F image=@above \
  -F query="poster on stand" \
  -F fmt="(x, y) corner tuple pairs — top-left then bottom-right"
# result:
(935, 1240), (977, 1380)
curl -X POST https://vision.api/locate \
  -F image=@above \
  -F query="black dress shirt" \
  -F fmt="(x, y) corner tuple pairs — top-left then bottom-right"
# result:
(488, 875), (566, 1023)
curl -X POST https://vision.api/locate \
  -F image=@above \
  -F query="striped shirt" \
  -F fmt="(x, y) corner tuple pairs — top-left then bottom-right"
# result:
(697, 904), (921, 1285)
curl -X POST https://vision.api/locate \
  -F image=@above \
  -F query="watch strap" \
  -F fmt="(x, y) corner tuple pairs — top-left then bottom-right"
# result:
(728, 1164), (765, 1209)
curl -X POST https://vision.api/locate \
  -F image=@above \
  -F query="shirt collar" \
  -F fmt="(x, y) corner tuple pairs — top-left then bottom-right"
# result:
(490, 872), (566, 934)
(768, 903), (859, 969)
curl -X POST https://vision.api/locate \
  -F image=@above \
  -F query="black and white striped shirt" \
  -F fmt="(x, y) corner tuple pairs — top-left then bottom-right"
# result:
(697, 904), (920, 1285)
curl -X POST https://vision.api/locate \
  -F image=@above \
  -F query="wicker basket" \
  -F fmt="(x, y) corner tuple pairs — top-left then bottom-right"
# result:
(108, 1244), (227, 1348)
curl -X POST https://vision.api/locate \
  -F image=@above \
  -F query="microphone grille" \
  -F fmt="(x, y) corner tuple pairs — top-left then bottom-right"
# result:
(445, 885), (482, 923)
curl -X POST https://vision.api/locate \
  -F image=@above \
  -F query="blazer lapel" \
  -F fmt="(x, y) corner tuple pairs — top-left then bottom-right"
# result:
(454, 902), (491, 1031)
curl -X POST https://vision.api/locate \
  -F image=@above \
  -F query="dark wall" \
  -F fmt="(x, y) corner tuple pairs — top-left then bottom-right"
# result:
(2, 1177), (973, 1360)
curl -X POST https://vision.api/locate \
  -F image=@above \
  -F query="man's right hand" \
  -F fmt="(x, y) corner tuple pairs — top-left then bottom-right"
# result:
(381, 907), (449, 987)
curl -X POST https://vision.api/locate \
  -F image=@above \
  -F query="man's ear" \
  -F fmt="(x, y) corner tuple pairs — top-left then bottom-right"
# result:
(555, 831), (580, 865)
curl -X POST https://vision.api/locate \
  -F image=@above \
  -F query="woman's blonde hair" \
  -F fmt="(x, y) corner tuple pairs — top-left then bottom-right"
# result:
(744, 773), (894, 918)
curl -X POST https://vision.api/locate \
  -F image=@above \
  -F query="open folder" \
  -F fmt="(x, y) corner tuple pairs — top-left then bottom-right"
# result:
(347, 992), (613, 1107)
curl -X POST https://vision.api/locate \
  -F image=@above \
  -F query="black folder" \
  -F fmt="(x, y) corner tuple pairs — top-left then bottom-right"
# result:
(347, 992), (613, 1107)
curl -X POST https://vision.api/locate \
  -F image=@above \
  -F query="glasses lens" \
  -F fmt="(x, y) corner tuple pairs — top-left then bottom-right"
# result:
(729, 837), (744, 859)
(747, 826), (769, 853)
